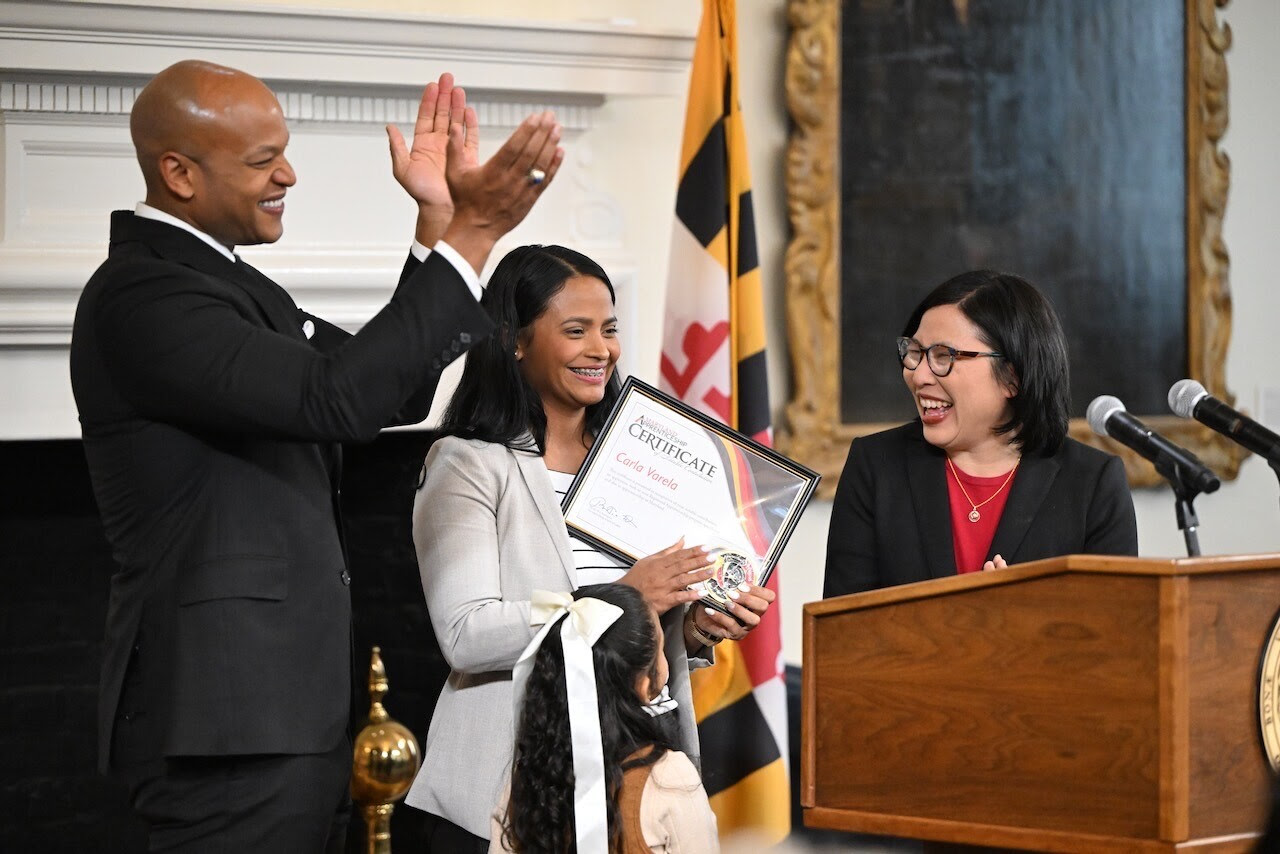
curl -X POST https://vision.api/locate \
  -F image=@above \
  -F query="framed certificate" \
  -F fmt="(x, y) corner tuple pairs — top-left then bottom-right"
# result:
(562, 377), (820, 614)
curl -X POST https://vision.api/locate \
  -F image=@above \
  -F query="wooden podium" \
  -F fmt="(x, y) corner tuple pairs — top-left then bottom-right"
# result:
(802, 554), (1280, 853)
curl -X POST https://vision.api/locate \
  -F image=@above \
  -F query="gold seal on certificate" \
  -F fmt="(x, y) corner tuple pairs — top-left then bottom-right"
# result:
(561, 378), (820, 615)
(699, 548), (758, 607)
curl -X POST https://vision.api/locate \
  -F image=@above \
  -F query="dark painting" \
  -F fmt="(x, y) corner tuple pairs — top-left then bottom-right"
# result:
(838, 0), (1186, 423)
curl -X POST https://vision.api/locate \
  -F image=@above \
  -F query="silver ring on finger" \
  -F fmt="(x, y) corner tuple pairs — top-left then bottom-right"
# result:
(526, 167), (546, 185)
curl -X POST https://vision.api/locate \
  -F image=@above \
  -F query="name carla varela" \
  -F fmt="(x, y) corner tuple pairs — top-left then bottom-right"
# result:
(627, 420), (719, 477)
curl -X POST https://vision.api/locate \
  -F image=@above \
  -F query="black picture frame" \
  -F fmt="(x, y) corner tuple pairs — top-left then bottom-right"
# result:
(563, 377), (820, 615)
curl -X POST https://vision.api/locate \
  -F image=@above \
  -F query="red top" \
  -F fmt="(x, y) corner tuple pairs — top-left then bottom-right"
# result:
(947, 460), (1018, 574)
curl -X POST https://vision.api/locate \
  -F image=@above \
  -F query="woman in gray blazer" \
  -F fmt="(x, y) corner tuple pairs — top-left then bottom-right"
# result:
(404, 245), (775, 852)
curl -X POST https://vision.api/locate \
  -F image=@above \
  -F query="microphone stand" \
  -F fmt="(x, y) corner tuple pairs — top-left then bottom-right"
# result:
(1271, 458), (1280, 511)
(1173, 492), (1201, 557)
(1164, 463), (1205, 557)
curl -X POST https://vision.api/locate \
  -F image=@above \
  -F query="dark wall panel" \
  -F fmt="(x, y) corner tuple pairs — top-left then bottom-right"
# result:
(840, 0), (1185, 422)
(0, 435), (448, 852)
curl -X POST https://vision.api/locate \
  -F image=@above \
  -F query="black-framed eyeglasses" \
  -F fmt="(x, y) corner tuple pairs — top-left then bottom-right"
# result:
(896, 337), (1003, 378)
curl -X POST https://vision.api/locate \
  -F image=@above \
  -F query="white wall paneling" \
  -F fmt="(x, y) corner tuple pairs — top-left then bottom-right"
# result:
(0, 0), (694, 439)
(0, 0), (694, 95)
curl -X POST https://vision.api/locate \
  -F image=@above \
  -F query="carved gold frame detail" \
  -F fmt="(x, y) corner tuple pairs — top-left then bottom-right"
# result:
(779, 0), (1242, 496)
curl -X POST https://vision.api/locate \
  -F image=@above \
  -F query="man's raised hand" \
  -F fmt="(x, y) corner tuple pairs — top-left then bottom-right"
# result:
(442, 109), (564, 275)
(387, 73), (474, 245)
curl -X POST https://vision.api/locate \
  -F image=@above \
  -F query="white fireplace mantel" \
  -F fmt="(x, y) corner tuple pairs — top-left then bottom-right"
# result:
(1, 0), (695, 95)
(0, 0), (695, 439)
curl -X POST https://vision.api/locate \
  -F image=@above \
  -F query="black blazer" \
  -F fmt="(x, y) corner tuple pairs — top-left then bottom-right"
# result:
(823, 421), (1138, 598)
(70, 212), (493, 771)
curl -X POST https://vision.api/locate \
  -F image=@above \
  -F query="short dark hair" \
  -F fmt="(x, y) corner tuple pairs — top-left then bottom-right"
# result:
(901, 269), (1070, 456)
(439, 244), (623, 453)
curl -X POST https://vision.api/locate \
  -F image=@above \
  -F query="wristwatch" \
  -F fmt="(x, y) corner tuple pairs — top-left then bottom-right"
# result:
(687, 610), (722, 647)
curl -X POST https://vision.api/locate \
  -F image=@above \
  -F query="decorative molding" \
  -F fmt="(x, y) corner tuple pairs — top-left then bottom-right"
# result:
(0, 0), (695, 97)
(0, 82), (132, 115)
(0, 80), (601, 131)
(778, 0), (844, 497)
(565, 143), (624, 250)
(0, 238), (639, 345)
(0, 245), (390, 346)
(19, 137), (134, 157)
(777, 0), (1242, 495)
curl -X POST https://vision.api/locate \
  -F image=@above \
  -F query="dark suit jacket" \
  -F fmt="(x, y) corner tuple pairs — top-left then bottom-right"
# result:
(70, 211), (493, 772)
(823, 421), (1138, 598)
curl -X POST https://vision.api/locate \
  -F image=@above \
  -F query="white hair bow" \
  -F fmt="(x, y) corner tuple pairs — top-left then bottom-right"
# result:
(512, 590), (623, 854)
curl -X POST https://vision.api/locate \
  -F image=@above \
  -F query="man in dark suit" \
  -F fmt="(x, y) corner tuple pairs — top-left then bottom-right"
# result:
(69, 59), (563, 851)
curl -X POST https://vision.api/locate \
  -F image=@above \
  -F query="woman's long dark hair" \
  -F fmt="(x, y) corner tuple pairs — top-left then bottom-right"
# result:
(439, 244), (624, 454)
(500, 583), (678, 853)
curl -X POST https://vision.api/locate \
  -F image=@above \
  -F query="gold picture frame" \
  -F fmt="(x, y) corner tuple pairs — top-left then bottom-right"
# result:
(779, 0), (1243, 495)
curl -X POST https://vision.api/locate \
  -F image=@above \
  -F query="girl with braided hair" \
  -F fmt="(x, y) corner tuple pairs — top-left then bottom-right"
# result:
(492, 583), (719, 853)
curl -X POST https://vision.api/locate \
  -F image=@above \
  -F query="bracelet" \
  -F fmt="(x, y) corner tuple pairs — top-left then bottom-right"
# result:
(687, 611), (722, 647)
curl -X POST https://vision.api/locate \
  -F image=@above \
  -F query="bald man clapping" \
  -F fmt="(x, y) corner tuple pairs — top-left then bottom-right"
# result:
(70, 59), (562, 851)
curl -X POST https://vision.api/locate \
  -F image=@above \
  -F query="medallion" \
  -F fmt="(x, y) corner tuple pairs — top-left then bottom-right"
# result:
(701, 548), (758, 607)
(1259, 607), (1280, 772)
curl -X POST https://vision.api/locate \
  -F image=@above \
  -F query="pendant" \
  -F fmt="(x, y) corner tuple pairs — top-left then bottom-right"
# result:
(968, 509), (981, 523)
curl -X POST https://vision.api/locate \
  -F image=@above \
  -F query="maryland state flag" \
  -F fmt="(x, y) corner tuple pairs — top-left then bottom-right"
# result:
(660, 0), (789, 842)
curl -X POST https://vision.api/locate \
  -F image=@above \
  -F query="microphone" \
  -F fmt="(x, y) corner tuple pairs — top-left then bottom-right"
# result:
(1169, 378), (1280, 466)
(1086, 395), (1220, 494)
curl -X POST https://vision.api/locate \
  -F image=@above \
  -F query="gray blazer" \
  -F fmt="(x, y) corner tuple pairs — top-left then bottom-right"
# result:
(404, 436), (705, 838)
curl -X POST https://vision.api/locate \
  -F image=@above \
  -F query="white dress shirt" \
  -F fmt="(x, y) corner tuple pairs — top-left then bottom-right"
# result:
(134, 202), (483, 300)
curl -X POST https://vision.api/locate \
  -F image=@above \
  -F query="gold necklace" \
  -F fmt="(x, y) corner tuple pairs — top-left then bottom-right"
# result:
(947, 457), (1019, 523)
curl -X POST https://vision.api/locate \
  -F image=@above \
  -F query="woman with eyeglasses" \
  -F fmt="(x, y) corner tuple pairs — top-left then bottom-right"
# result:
(823, 269), (1138, 598)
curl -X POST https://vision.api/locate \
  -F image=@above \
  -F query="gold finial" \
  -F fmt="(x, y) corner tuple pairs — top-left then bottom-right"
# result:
(351, 646), (421, 854)
(367, 645), (389, 724)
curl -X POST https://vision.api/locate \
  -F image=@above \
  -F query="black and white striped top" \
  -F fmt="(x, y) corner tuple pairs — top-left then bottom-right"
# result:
(545, 468), (677, 716)
(546, 468), (628, 587)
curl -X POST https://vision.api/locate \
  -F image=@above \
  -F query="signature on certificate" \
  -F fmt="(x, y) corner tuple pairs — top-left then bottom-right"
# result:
(590, 496), (638, 527)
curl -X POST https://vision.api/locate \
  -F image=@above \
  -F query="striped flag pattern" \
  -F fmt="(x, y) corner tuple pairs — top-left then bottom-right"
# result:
(659, 0), (789, 842)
